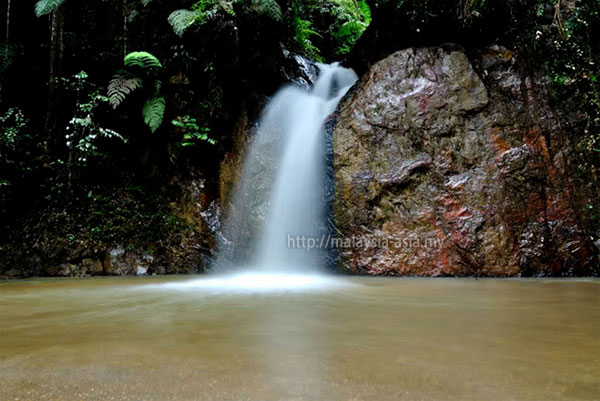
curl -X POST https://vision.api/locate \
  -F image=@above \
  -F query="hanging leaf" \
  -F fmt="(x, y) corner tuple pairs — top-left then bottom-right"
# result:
(168, 10), (199, 37)
(108, 73), (143, 109)
(142, 97), (165, 133)
(34, 0), (67, 17)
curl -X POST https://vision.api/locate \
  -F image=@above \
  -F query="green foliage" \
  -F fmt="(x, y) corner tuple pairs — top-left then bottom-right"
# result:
(167, 0), (369, 58)
(34, 0), (67, 17)
(0, 108), (42, 194)
(192, 0), (235, 17)
(143, 97), (166, 133)
(111, 52), (166, 132)
(168, 0), (284, 37)
(168, 10), (201, 37)
(107, 73), (143, 109)
(293, 17), (322, 61)
(332, 0), (371, 56)
(46, 184), (192, 248)
(168, 0), (236, 37)
(64, 72), (127, 165)
(124, 51), (163, 69)
(288, 0), (372, 60)
(172, 115), (216, 146)
(0, 108), (28, 148)
(529, 0), (599, 176)
(34, 0), (152, 16)
(241, 0), (282, 21)
(0, 45), (21, 74)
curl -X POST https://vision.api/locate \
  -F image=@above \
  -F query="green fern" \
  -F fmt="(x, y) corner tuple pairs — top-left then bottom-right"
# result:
(294, 17), (322, 61)
(124, 51), (163, 69)
(140, 0), (153, 6)
(142, 97), (166, 133)
(107, 73), (143, 109)
(242, 0), (282, 21)
(34, 0), (68, 17)
(0, 45), (20, 73)
(168, 10), (200, 36)
(168, 0), (238, 36)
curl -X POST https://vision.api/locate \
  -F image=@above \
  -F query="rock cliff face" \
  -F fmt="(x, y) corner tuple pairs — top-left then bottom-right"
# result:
(332, 45), (598, 276)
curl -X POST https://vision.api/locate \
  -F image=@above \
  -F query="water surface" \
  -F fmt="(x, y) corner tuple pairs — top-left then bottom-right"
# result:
(1, 276), (598, 400)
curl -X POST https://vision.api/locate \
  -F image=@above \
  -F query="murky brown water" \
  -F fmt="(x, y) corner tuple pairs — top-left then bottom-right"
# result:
(1, 276), (598, 401)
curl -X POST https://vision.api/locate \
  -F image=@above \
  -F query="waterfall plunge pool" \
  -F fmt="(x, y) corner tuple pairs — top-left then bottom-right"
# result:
(1, 276), (598, 400)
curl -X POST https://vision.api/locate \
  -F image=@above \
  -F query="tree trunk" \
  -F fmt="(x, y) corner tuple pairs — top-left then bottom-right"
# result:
(44, 6), (65, 157)
(5, 0), (10, 43)
(122, 0), (128, 57)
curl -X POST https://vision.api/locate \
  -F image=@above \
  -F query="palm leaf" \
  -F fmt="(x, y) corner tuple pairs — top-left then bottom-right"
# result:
(107, 73), (143, 109)
(34, 0), (67, 17)
(142, 97), (166, 133)
(168, 10), (199, 36)
(124, 51), (163, 69)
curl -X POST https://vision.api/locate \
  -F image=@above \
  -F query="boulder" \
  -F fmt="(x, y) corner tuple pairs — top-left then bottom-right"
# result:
(332, 44), (597, 276)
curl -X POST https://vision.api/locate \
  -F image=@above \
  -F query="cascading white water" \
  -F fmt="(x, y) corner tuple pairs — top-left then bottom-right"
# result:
(214, 62), (357, 275)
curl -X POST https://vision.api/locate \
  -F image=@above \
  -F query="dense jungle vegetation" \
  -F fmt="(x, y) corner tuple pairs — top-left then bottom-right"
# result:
(0, 0), (598, 274)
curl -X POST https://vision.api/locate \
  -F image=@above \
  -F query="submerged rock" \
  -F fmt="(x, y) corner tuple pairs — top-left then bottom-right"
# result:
(332, 45), (598, 276)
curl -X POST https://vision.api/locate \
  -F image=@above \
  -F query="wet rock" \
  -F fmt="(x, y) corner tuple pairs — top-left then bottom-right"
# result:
(103, 246), (131, 275)
(46, 263), (81, 277)
(136, 265), (148, 276)
(80, 258), (103, 276)
(292, 54), (319, 88)
(45, 258), (103, 277)
(333, 45), (597, 276)
(376, 155), (432, 188)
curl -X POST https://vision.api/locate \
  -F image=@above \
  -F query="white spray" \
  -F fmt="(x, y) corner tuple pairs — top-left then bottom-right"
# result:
(215, 63), (357, 274)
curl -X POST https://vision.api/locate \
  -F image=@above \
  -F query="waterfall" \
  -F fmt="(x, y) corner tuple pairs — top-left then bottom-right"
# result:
(214, 62), (357, 273)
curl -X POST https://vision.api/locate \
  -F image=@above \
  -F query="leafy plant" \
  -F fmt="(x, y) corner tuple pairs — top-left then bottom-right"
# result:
(241, 0), (282, 21)
(0, 107), (40, 210)
(34, 0), (154, 17)
(168, 0), (233, 36)
(34, 0), (68, 17)
(107, 73), (143, 109)
(332, 0), (371, 56)
(168, 10), (201, 37)
(0, 44), (22, 74)
(143, 97), (166, 133)
(0, 108), (28, 148)
(168, 0), (284, 37)
(287, 0), (372, 60)
(65, 72), (127, 165)
(293, 17), (322, 61)
(171, 115), (216, 146)
(124, 51), (163, 69)
(108, 51), (166, 132)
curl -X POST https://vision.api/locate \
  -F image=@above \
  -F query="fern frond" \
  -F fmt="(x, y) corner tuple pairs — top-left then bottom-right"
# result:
(243, 0), (282, 21)
(108, 73), (142, 109)
(124, 51), (163, 69)
(142, 97), (166, 133)
(140, 0), (153, 6)
(0, 45), (21, 73)
(168, 10), (199, 37)
(34, 0), (68, 17)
